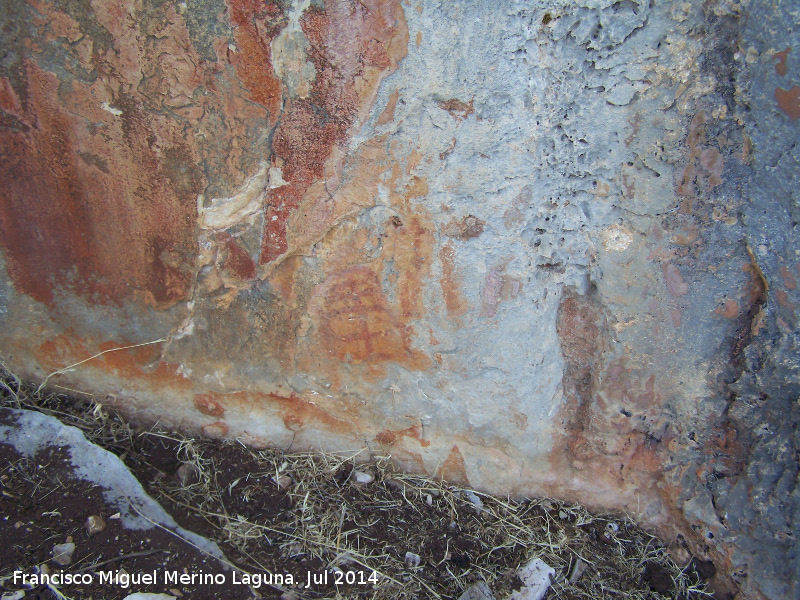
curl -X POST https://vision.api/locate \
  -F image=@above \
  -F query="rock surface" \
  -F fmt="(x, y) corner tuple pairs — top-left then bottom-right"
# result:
(0, 0), (797, 598)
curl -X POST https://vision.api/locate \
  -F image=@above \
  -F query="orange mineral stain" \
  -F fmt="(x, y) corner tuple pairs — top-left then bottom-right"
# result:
(776, 86), (800, 119)
(773, 47), (791, 76)
(436, 445), (470, 487)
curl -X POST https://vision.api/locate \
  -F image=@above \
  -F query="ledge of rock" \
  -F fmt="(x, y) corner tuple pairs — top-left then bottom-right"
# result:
(0, 1), (797, 598)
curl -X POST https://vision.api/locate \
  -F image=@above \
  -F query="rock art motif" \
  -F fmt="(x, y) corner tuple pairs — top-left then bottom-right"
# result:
(1, 1), (798, 598)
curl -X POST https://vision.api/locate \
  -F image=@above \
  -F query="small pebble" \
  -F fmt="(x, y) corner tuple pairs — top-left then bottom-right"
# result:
(271, 474), (293, 490)
(2, 591), (27, 600)
(51, 542), (76, 566)
(569, 559), (588, 584)
(385, 478), (407, 493)
(425, 494), (433, 506)
(86, 515), (106, 536)
(509, 558), (555, 600)
(176, 463), (199, 486)
(404, 551), (421, 569)
(353, 471), (374, 484)
(457, 581), (495, 600)
(463, 491), (484, 514)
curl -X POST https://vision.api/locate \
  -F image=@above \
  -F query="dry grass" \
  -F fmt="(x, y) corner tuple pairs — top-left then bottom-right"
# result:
(0, 362), (713, 600)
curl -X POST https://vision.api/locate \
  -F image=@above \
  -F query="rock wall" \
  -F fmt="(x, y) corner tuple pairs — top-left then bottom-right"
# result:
(0, 0), (797, 597)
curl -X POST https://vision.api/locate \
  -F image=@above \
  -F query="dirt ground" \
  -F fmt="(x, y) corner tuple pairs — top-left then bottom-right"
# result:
(0, 370), (717, 600)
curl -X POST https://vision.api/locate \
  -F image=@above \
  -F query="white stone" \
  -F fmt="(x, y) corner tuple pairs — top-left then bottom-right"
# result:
(353, 470), (374, 484)
(457, 581), (495, 600)
(404, 551), (421, 569)
(51, 542), (75, 566)
(508, 558), (555, 600)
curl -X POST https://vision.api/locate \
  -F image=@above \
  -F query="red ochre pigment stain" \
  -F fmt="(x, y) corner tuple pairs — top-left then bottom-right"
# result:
(226, 0), (284, 122)
(0, 65), (198, 307)
(773, 47), (791, 76)
(194, 393), (226, 418)
(259, 0), (406, 265)
(318, 265), (427, 369)
(776, 86), (800, 119)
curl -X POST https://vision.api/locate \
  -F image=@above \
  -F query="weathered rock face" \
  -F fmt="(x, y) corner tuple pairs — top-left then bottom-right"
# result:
(1, 0), (797, 597)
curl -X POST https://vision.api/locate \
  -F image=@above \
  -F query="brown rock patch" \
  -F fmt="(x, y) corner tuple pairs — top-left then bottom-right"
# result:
(442, 215), (485, 240)
(776, 85), (800, 119)
(437, 98), (474, 121)
(773, 47), (791, 76)
(437, 444), (470, 487)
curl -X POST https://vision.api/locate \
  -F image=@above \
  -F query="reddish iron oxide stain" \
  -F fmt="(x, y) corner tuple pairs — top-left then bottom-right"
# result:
(714, 299), (740, 319)
(773, 47), (791, 76)
(216, 232), (257, 281)
(439, 244), (468, 316)
(374, 424), (430, 447)
(259, 0), (406, 265)
(317, 265), (428, 369)
(0, 65), (198, 307)
(194, 393), (226, 418)
(436, 98), (474, 121)
(776, 290), (796, 310)
(436, 445), (470, 487)
(226, 0), (284, 122)
(780, 265), (797, 290)
(776, 86), (800, 119)
(376, 90), (400, 126)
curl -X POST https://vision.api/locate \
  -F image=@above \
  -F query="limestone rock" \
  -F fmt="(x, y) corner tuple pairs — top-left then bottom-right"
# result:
(0, 0), (797, 598)
(457, 581), (495, 600)
(508, 558), (554, 600)
(51, 542), (75, 566)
